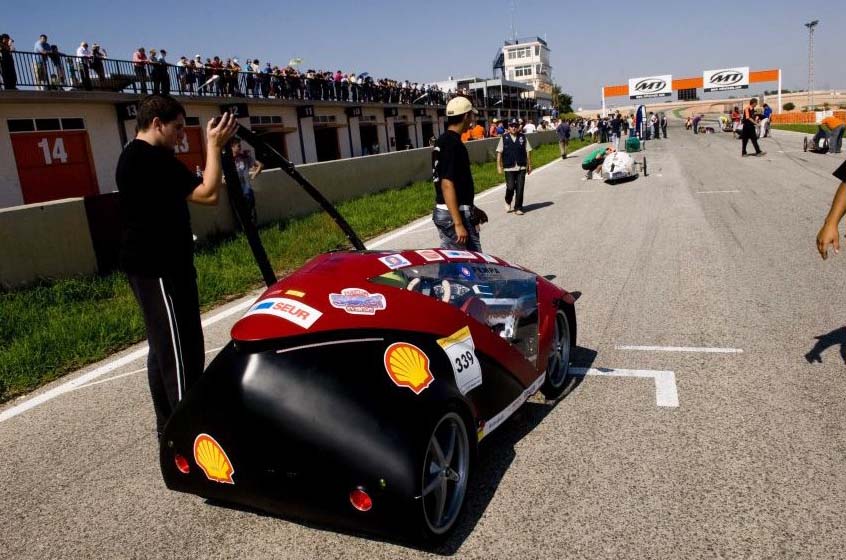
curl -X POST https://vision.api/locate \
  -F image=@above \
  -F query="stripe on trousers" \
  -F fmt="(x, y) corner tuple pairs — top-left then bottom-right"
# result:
(158, 278), (185, 402)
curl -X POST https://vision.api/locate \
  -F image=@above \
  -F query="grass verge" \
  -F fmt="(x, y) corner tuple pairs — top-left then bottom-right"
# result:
(772, 124), (816, 134)
(0, 137), (592, 403)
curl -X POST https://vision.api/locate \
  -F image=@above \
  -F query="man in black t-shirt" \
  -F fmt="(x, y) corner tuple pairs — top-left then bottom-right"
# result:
(117, 95), (236, 438)
(432, 96), (486, 251)
(816, 158), (846, 260)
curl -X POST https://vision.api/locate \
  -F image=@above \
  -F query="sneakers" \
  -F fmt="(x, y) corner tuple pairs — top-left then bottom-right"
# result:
(755, 151), (766, 157)
(504, 202), (513, 213)
(514, 210), (525, 215)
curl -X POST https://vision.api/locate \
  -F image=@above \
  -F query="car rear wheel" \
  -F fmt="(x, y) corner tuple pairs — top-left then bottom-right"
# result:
(541, 309), (575, 400)
(418, 410), (471, 541)
(803, 136), (808, 152)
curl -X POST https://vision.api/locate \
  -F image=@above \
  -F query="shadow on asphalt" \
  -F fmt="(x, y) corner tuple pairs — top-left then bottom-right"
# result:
(520, 201), (554, 213)
(805, 326), (846, 364)
(203, 345), (599, 555)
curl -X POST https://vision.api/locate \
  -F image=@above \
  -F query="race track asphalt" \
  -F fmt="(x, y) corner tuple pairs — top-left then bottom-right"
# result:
(2, 124), (846, 559)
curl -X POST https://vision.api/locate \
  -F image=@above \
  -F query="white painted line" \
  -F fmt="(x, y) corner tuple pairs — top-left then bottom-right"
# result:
(70, 346), (228, 393)
(696, 190), (740, 194)
(0, 299), (256, 423)
(571, 367), (679, 408)
(560, 190), (596, 193)
(616, 345), (743, 354)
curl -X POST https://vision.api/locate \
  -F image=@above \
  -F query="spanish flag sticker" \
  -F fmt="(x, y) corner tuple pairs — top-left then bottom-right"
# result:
(384, 342), (434, 394)
(193, 433), (235, 484)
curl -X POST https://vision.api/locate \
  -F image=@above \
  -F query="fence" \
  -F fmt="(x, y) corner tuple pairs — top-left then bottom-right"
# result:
(0, 50), (454, 105)
(770, 110), (846, 125)
(0, 51), (552, 114)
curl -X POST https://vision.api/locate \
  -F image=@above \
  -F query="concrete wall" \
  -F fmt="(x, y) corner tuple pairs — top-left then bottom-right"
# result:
(0, 198), (97, 287)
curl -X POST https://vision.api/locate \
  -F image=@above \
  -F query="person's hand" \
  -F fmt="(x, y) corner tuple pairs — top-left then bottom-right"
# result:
(526, 166), (532, 175)
(454, 222), (468, 246)
(817, 221), (840, 259)
(207, 112), (238, 150)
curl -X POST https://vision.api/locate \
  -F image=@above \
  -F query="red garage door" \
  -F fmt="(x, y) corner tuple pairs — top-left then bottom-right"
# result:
(174, 125), (205, 174)
(8, 118), (99, 204)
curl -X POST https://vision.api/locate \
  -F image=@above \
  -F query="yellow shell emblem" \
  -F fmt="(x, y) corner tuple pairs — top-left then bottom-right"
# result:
(193, 433), (235, 484)
(384, 342), (434, 394)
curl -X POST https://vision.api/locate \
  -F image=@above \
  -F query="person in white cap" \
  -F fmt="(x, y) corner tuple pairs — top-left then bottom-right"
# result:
(432, 95), (487, 250)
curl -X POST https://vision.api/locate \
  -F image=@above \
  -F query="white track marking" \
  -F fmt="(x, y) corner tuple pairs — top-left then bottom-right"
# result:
(0, 300), (256, 423)
(697, 190), (740, 194)
(571, 367), (679, 408)
(560, 190), (596, 193)
(68, 346), (228, 393)
(616, 345), (743, 354)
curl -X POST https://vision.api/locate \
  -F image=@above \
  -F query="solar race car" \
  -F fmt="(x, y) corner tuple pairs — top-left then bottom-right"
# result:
(159, 125), (580, 544)
(601, 150), (646, 183)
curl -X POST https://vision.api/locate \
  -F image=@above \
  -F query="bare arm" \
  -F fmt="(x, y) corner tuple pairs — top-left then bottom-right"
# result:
(187, 113), (238, 205)
(496, 152), (503, 174)
(817, 181), (846, 259)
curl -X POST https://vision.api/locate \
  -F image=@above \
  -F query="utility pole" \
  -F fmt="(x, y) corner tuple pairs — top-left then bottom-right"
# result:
(804, 19), (819, 110)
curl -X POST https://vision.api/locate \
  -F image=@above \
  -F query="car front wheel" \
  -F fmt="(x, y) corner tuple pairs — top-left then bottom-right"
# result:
(541, 309), (575, 400)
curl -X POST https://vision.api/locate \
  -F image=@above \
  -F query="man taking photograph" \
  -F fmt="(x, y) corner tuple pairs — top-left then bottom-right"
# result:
(116, 95), (237, 439)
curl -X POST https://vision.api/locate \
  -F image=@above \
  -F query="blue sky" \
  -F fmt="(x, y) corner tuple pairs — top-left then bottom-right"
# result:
(3, 0), (843, 108)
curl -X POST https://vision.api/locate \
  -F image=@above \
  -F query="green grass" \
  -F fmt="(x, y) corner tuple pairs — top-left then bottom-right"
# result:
(772, 124), (816, 134)
(0, 138), (591, 403)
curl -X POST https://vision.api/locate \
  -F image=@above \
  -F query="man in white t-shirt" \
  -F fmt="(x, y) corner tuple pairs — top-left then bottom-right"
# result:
(522, 119), (536, 134)
(497, 118), (533, 215)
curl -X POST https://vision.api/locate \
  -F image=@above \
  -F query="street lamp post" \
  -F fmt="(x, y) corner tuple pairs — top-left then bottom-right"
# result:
(804, 19), (819, 111)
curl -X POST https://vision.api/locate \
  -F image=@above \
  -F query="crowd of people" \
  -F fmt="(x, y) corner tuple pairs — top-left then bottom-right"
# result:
(0, 32), (449, 105)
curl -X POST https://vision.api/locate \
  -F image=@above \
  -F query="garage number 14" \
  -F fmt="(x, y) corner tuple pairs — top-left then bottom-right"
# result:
(37, 138), (68, 165)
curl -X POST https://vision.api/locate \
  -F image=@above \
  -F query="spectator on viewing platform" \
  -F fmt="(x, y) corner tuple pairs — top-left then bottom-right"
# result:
(33, 34), (50, 90)
(133, 47), (149, 94)
(176, 56), (189, 94)
(556, 118), (570, 159)
(91, 44), (107, 82)
(74, 41), (92, 90)
(497, 118), (533, 215)
(117, 96), (237, 440)
(741, 98), (764, 157)
(0, 34), (17, 90)
(816, 159), (846, 260)
(47, 44), (67, 89)
(432, 96), (486, 251)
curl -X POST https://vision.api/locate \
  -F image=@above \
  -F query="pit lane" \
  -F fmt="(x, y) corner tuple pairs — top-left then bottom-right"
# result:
(2, 123), (845, 558)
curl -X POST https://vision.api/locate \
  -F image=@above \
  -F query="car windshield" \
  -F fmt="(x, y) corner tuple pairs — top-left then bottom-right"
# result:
(371, 262), (539, 359)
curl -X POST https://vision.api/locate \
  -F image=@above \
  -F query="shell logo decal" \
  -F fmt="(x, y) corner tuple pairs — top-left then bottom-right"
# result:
(193, 433), (235, 484)
(384, 342), (434, 394)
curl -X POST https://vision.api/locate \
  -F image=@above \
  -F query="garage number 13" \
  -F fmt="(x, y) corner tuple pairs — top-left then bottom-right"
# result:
(37, 138), (68, 165)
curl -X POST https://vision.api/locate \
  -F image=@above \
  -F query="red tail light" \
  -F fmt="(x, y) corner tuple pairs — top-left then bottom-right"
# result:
(174, 454), (190, 474)
(349, 487), (372, 512)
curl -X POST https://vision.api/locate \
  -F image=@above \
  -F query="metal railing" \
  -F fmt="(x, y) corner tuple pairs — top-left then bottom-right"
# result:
(0, 50), (449, 106)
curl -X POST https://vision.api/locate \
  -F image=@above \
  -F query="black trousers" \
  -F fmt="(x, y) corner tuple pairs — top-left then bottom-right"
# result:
(504, 170), (527, 210)
(741, 124), (761, 155)
(128, 272), (205, 436)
